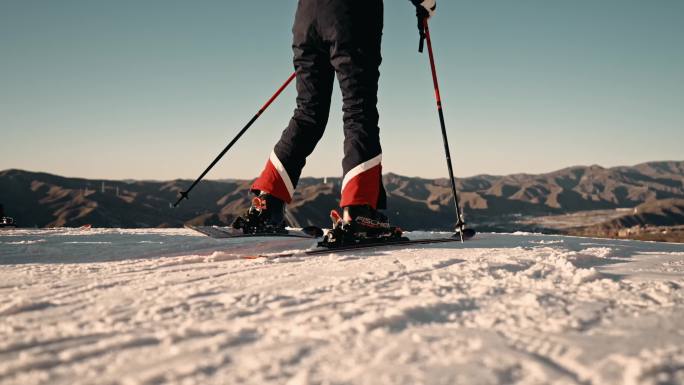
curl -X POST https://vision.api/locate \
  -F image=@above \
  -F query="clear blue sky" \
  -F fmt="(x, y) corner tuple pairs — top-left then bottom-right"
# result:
(1, 0), (682, 180)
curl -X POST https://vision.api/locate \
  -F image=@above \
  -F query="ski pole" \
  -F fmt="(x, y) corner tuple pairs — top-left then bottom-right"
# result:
(171, 72), (296, 208)
(423, 19), (467, 241)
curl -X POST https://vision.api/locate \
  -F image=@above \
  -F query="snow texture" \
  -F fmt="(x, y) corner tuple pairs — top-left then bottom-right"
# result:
(1, 229), (684, 385)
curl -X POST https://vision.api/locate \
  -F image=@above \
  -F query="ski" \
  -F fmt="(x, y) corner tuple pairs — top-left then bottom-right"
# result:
(185, 224), (323, 239)
(242, 228), (476, 259)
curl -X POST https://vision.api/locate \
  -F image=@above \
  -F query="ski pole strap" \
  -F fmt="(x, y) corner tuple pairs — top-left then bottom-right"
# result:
(418, 17), (426, 52)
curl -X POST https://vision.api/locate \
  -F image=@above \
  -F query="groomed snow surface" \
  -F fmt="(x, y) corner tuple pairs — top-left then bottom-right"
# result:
(1, 229), (684, 385)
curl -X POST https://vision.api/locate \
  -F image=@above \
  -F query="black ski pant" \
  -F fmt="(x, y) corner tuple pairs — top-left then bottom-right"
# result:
(252, 0), (387, 209)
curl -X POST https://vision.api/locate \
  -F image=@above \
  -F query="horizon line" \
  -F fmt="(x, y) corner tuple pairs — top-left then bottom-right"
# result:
(2, 159), (682, 183)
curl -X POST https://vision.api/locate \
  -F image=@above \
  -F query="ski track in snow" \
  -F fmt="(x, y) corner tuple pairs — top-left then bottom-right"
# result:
(1, 229), (684, 385)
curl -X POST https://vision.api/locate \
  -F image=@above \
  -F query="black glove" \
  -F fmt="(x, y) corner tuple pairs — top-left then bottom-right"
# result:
(410, 0), (436, 52)
(412, 0), (436, 18)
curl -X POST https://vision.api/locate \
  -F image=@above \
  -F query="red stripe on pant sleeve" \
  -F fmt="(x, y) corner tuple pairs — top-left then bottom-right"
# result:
(251, 160), (293, 203)
(340, 164), (382, 209)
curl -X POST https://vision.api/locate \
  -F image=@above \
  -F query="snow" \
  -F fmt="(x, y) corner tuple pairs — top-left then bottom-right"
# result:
(1, 229), (684, 385)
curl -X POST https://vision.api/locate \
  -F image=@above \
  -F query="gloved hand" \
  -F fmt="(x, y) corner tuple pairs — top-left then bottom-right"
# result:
(412, 0), (436, 19)
(410, 0), (436, 52)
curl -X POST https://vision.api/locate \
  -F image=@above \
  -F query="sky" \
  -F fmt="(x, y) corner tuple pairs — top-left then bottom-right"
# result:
(1, 0), (683, 181)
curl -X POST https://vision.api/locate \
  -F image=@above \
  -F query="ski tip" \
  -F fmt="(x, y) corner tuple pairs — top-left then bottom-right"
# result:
(242, 255), (263, 260)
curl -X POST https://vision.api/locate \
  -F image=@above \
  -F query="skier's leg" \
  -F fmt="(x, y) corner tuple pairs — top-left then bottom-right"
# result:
(321, 0), (387, 209)
(251, 2), (335, 204)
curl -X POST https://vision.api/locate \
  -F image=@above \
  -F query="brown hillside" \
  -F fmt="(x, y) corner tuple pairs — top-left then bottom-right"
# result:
(1, 161), (683, 231)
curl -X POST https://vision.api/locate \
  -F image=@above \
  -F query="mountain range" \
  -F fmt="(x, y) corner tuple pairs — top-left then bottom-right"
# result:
(1, 161), (683, 233)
